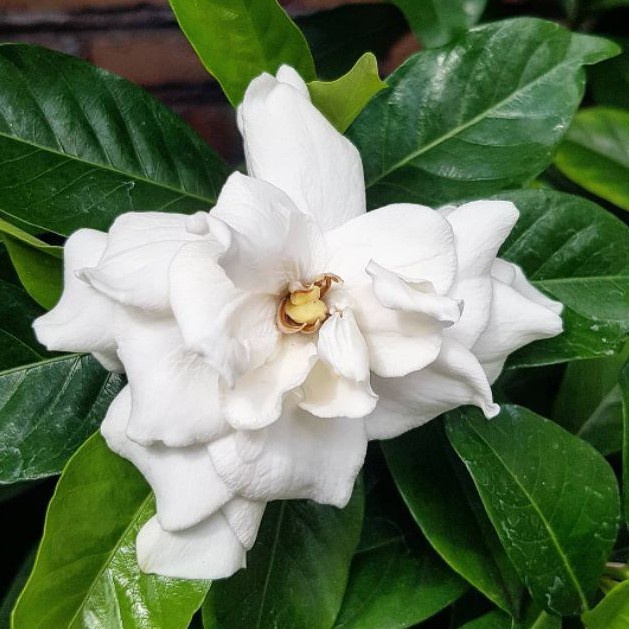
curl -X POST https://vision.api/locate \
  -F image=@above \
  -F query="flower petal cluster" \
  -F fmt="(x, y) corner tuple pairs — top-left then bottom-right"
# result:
(33, 66), (562, 580)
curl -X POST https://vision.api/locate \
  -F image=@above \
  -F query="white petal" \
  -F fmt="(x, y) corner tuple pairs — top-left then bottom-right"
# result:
(326, 203), (456, 293)
(222, 497), (266, 550)
(239, 71), (366, 231)
(444, 276), (493, 348)
(366, 339), (499, 440)
(494, 259), (563, 315)
(473, 278), (563, 383)
(101, 387), (233, 531)
(212, 173), (325, 293)
(114, 309), (227, 447)
(33, 229), (121, 371)
(275, 64), (309, 96)
(366, 260), (462, 324)
(440, 200), (519, 278)
(299, 310), (378, 418)
(170, 240), (279, 385)
(222, 336), (317, 430)
(208, 396), (367, 507)
(349, 283), (443, 378)
(137, 511), (246, 580)
(300, 361), (378, 419)
(80, 212), (200, 312)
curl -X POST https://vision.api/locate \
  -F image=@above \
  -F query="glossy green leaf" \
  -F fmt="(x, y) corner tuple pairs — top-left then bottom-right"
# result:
(0, 44), (228, 236)
(582, 580), (629, 628)
(0, 279), (123, 483)
(308, 53), (386, 133)
(0, 218), (61, 258)
(12, 433), (209, 629)
(555, 108), (629, 211)
(458, 605), (561, 629)
(0, 354), (123, 483)
(495, 190), (629, 367)
(517, 607), (561, 629)
(2, 237), (61, 310)
(0, 278), (49, 371)
(204, 486), (364, 629)
(554, 348), (629, 455)
(389, 0), (487, 48)
(298, 4), (407, 81)
(445, 405), (621, 615)
(0, 217), (62, 309)
(348, 18), (618, 209)
(458, 610), (511, 629)
(333, 471), (466, 629)
(169, 0), (315, 106)
(621, 361), (629, 527)
(383, 421), (522, 614)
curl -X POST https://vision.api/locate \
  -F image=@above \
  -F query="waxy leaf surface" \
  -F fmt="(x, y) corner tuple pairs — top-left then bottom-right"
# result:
(12, 433), (209, 629)
(348, 19), (618, 209)
(446, 405), (620, 616)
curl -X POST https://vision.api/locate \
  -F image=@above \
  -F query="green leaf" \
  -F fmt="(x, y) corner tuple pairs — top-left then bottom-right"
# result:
(590, 38), (629, 109)
(445, 405), (621, 616)
(2, 237), (61, 310)
(621, 361), (629, 527)
(12, 433), (209, 629)
(554, 108), (629, 211)
(0, 44), (228, 236)
(582, 579), (629, 628)
(0, 218), (61, 258)
(458, 610), (511, 629)
(0, 355), (124, 483)
(0, 278), (123, 483)
(496, 190), (629, 367)
(0, 278), (49, 371)
(389, 0), (487, 48)
(0, 217), (62, 309)
(553, 347), (629, 454)
(462, 605), (561, 629)
(204, 486), (364, 629)
(333, 470), (466, 629)
(308, 53), (386, 133)
(168, 0), (315, 106)
(383, 421), (522, 614)
(298, 4), (407, 81)
(347, 18), (619, 209)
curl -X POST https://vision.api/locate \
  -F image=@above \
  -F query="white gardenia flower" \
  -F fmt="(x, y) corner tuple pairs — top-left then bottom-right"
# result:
(33, 65), (563, 580)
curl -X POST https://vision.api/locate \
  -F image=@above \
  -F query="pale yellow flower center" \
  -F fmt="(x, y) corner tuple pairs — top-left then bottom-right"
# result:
(277, 274), (341, 335)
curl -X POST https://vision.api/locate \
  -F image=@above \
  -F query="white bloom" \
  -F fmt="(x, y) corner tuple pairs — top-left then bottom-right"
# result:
(33, 66), (563, 580)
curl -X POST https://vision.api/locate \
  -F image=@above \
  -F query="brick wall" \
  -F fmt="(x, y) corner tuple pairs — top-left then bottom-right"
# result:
(0, 0), (414, 164)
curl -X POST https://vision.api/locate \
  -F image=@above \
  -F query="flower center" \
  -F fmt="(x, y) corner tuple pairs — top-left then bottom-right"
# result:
(277, 274), (341, 335)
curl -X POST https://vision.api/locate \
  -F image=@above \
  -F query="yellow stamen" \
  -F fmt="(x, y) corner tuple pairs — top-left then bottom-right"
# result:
(285, 286), (327, 325)
(277, 273), (342, 335)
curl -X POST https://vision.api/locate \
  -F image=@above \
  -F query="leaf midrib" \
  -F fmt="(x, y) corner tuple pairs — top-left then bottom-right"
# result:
(65, 493), (153, 629)
(367, 38), (589, 187)
(464, 421), (589, 611)
(0, 353), (79, 379)
(0, 130), (217, 223)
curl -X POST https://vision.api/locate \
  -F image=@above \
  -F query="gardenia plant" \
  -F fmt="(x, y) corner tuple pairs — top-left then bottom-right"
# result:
(33, 66), (562, 580)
